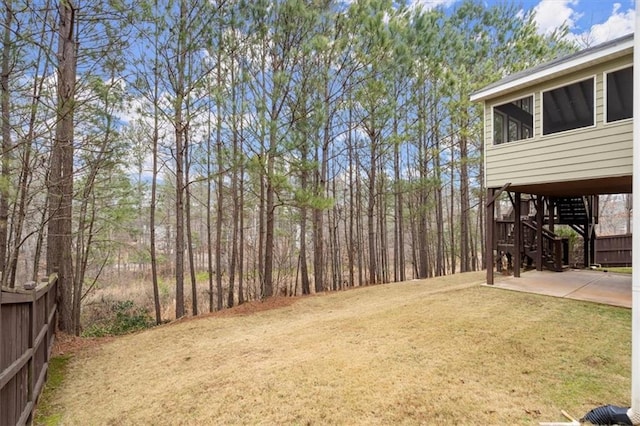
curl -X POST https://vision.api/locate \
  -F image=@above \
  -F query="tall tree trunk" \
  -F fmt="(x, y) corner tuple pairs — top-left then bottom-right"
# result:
(433, 97), (444, 277)
(47, 0), (76, 332)
(149, 0), (162, 324)
(215, 87), (224, 309)
(355, 139), (364, 286)
(237, 80), (246, 305)
(299, 140), (310, 294)
(228, 51), (239, 308)
(173, 0), (188, 319)
(460, 132), (470, 272)
(449, 139), (457, 274)
(150, 88), (161, 323)
(238, 145), (245, 304)
(347, 109), (355, 288)
(393, 115), (405, 282)
(377, 165), (388, 283)
(312, 131), (325, 293)
(206, 92), (214, 312)
(367, 130), (377, 285)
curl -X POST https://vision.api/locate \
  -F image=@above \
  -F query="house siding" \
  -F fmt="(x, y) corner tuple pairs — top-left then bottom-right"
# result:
(484, 54), (632, 189)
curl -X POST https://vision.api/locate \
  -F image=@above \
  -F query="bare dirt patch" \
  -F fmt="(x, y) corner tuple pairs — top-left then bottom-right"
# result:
(47, 271), (631, 425)
(52, 332), (115, 357)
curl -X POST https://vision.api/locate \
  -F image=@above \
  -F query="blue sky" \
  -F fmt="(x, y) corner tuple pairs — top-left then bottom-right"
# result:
(415, 0), (635, 46)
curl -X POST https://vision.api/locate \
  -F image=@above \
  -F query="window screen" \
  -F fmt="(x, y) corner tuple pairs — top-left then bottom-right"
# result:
(606, 67), (633, 122)
(543, 78), (594, 135)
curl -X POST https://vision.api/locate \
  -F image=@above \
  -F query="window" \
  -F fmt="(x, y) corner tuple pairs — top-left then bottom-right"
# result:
(606, 66), (633, 122)
(542, 78), (594, 135)
(492, 95), (534, 144)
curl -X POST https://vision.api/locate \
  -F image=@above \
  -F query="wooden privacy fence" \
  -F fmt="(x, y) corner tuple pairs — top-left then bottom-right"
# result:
(1, 275), (57, 426)
(595, 234), (632, 267)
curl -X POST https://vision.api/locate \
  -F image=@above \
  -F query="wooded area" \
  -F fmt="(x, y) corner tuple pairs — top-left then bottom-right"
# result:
(0, 0), (573, 333)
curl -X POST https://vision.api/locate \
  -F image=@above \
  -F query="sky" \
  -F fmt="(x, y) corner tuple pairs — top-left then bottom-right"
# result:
(415, 0), (635, 46)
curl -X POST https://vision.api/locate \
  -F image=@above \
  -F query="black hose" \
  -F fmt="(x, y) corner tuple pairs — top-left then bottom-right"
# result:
(581, 405), (633, 425)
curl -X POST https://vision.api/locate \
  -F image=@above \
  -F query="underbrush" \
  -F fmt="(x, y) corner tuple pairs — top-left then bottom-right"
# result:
(82, 300), (154, 337)
(79, 270), (265, 331)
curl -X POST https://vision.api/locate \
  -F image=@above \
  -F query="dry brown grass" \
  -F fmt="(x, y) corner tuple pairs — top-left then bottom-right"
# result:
(47, 271), (631, 425)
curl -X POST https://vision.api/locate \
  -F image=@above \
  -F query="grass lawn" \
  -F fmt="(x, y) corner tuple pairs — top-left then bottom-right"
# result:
(38, 271), (631, 425)
(595, 266), (632, 274)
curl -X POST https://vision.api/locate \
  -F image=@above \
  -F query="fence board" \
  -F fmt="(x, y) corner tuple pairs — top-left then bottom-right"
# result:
(595, 234), (632, 267)
(0, 275), (58, 426)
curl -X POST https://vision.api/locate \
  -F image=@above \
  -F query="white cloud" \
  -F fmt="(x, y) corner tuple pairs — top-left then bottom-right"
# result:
(409, 0), (457, 10)
(532, 0), (582, 35)
(530, 0), (634, 47)
(576, 2), (634, 46)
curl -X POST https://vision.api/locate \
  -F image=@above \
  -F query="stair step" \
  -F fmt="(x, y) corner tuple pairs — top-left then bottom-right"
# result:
(557, 196), (588, 224)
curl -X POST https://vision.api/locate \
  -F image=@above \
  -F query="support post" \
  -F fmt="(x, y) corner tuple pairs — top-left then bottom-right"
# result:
(536, 195), (543, 271)
(514, 192), (521, 278)
(583, 215), (590, 268)
(486, 188), (495, 285)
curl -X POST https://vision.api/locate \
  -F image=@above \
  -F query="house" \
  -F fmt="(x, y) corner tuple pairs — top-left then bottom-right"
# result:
(470, 34), (633, 284)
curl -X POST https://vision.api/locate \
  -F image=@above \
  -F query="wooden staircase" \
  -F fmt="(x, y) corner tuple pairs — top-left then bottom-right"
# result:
(495, 195), (598, 272)
(521, 219), (568, 272)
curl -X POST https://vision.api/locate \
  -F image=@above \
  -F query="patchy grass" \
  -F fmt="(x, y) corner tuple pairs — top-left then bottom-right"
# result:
(46, 271), (631, 425)
(33, 356), (71, 425)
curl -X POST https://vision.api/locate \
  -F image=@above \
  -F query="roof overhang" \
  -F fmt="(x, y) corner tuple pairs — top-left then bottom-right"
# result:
(502, 176), (632, 197)
(471, 34), (634, 103)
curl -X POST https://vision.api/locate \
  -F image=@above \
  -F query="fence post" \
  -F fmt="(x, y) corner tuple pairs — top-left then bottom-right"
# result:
(28, 283), (36, 418)
(0, 282), (3, 419)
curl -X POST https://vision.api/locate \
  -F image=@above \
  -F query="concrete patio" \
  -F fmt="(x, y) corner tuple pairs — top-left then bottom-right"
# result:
(488, 269), (632, 308)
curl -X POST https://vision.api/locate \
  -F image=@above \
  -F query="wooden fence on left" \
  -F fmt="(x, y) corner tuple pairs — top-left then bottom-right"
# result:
(0, 275), (58, 426)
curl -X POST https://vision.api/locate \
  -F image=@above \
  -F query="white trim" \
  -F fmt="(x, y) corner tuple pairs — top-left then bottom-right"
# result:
(604, 65), (634, 124)
(471, 38), (633, 103)
(489, 93), (535, 146)
(540, 75), (596, 137)
(631, 15), (639, 413)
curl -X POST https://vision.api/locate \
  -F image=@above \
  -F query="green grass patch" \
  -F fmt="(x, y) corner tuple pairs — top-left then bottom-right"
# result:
(34, 355), (71, 426)
(595, 267), (632, 274)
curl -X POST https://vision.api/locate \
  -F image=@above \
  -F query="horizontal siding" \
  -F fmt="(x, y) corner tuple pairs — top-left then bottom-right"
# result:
(484, 53), (633, 189)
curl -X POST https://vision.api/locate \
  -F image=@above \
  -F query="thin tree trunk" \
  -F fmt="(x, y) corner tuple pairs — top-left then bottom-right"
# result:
(228, 52), (239, 308)
(367, 130), (377, 285)
(0, 2), (13, 278)
(7, 2), (52, 287)
(185, 127), (198, 315)
(449, 138), (457, 274)
(215, 49), (224, 309)
(237, 79), (246, 305)
(206, 89), (214, 312)
(347, 105), (355, 288)
(150, 91), (161, 323)
(393, 115), (405, 282)
(149, 0), (162, 323)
